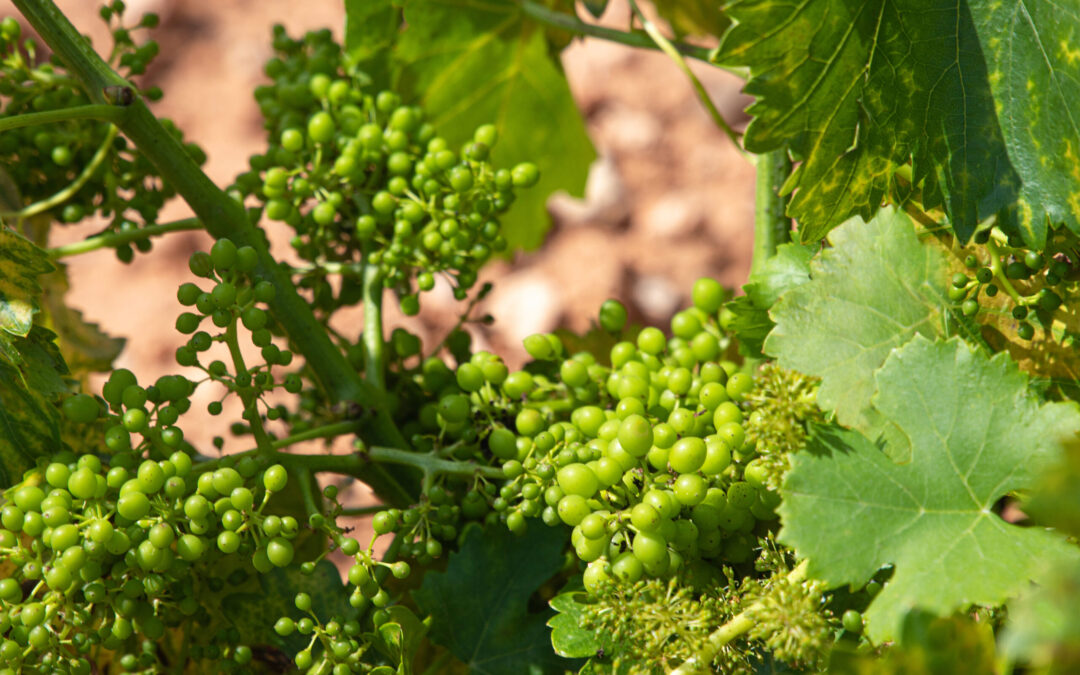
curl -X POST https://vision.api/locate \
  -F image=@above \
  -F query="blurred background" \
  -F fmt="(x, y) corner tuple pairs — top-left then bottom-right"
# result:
(1, 0), (755, 553)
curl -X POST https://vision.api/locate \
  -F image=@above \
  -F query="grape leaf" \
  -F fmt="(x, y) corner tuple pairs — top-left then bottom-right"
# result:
(830, 611), (998, 674)
(369, 605), (428, 675)
(413, 522), (575, 674)
(779, 337), (1080, 643)
(971, 0), (1080, 248)
(714, 0), (1080, 245)
(548, 592), (600, 659)
(1000, 560), (1080, 670)
(393, 0), (594, 250)
(0, 228), (52, 341)
(0, 327), (65, 487)
(343, 0), (399, 90)
(654, 1), (730, 39)
(39, 261), (124, 374)
(725, 241), (815, 357)
(222, 560), (355, 656)
(765, 208), (947, 453)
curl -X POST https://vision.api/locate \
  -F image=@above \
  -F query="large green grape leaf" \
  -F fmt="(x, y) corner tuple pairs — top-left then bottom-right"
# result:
(765, 208), (947, 450)
(779, 337), (1080, 643)
(392, 0), (594, 250)
(971, 0), (1080, 247)
(714, 0), (1080, 245)
(725, 241), (815, 357)
(413, 522), (575, 674)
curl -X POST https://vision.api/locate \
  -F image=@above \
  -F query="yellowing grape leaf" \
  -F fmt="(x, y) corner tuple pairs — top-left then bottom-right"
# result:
(0, 327), (66, 487)
(714, 0), (1080, 246)
(0, 228), (52, 341)
(779, 337), (1080, 643)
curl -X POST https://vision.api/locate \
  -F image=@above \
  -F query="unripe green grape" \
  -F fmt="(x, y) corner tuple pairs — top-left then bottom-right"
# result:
(503, 371), (534, 398)
(557, 494), (590, 526)
(62, 394), (99, 424)
(669, 437), (707, 474)
(842, 609), (863, 633)
(632, 531), (668, 566)
(67, 467), (97, 499)
(579, 513), (607, 540)
(372, 510), (397, 535)
(617, 414), (653, 457)
(267, 537), (294, 567)
(307, 111), (335, 144)
(487, 427), (517, 460)
(670, 311), (702, 340)
(598, 299), (628, 333)
(1017, 321), (1034, 340)
(511, 162), (540, 187)
(217, 531), (241, 554)
(692, 278), (724, 313)
(725, 372), (754, 401)
(523, 334), (553, 360)
(116, 492), (150, 520)
(558, 463), (600, 498)
(631, 503), (661, 532)
(673, 474), (707, 506)
(280, 128), (304, 152)
(274, 617), (295, 636)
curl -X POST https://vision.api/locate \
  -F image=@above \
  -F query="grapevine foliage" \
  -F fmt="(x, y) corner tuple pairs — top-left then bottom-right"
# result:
(0, 0), (1079, 674)
(714, 0), (1080, 246)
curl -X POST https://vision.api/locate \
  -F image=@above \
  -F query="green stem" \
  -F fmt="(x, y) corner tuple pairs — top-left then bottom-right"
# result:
(338, 505), (385, 517)
(518, 0), (717, 65)
(0, 104), (121, 133)
(363, 264), (385, 391)
(985, 238), (1024, 305)
(222, 321), (274, 458)
(626, 0), (743, 151)
(671, 561), (809, 675)
(365, 446), (505, 479)
(2, 124), (117, 220)
(48, 217), (202, 258)
(296, 467), (321, 518)
(192, 420), (365, 474)
(750, 150), (793, 275)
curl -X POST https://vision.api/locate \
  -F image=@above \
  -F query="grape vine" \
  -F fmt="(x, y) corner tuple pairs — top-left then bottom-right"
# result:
(1, 1), (1078, 674)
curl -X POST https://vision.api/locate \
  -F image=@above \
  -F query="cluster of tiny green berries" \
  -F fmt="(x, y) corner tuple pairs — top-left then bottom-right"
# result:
(231, 25), (539, 315)
(174, 238), (303, 425)
(0, 4), (204, 261)
(0, 446), (297, 673)
(951, 227), (1076, 341)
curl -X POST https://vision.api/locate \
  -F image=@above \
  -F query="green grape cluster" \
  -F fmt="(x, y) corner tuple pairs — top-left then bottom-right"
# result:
(0, 443), (300, 674)
(0, 3), (204, 261)
(949, 226), (1077, 341)
(172, 239), (306, 429)
(231, 26), (540, 315)
(362, 278), (789, 590)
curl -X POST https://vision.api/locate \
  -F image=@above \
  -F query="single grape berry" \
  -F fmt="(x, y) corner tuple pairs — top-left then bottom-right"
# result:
(598, 299), (628, 333)
(62, 394), (99, 424)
